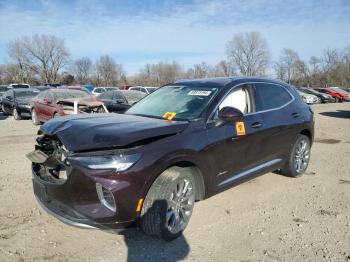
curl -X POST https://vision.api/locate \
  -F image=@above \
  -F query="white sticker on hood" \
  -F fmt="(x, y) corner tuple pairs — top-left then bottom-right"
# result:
(188, 90), (211, 96)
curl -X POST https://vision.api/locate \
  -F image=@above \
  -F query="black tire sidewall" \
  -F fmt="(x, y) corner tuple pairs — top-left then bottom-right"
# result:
(140, 168), (195, 241)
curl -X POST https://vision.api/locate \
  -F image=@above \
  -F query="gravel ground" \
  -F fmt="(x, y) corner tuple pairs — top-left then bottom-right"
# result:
(0, 103), (349, 262)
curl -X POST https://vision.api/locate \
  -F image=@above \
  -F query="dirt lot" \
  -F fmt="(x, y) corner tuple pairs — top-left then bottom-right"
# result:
(0, 103), (349, 262)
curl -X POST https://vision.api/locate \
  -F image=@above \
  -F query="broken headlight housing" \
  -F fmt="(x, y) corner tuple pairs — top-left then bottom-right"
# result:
(68, 153), (141, 172)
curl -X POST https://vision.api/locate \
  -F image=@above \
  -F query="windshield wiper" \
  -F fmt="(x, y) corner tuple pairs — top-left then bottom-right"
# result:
(130, 113), (189, 122)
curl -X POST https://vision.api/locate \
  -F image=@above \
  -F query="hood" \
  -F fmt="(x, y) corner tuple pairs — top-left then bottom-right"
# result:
(16, 97), (35, 104)
(57, 96), (103, 107)
(40, 113), (188, 152)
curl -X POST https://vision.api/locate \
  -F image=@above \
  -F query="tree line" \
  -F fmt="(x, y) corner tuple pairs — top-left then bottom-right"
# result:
(1, 32), (349, 87)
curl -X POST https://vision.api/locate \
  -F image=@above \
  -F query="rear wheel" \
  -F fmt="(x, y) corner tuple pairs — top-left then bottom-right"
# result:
(280, 134), (311, 177)
(140, 167), (195, 241)
(13, 108), (21, 120)
(31, 109), (40, 125)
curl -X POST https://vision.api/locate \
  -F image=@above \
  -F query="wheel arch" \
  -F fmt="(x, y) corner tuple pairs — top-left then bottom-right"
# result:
(167, 161), (206, 201)
(300, 129), (312, 144)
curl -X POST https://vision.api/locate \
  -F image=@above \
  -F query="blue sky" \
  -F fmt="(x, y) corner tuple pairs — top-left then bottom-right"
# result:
(0, 0), (350, 75)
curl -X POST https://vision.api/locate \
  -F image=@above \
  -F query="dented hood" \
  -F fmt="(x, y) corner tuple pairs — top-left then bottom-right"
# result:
(57, 97), (103, 107)
(40, 113), (188, 152)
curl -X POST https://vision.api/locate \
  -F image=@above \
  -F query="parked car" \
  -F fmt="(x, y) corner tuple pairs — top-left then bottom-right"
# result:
(328, 87), (350, 101)
(119, 90), (146, 105)
(31, 89), (107, 125)
(313, 88), (347, 102)
(129, 86), (157, 94)
(1, 88), (39, 119)
(297, 90), (319, 104)
(98, 90), (131, 113)
(0, 85), (10, 111)
(92, 87), (119, 96)
(65, 85), (90, 94)
(8, 83), (30, 89)
(299, 87), (334, 103)
(27, 77), (314, 241)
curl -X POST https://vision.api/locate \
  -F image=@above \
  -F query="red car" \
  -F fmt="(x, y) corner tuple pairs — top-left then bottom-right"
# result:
(313, 88), (347, 102)
(31, 89), (107, 125)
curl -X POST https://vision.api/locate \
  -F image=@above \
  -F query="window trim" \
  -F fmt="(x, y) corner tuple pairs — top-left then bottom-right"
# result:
(207, 81), (295, 123)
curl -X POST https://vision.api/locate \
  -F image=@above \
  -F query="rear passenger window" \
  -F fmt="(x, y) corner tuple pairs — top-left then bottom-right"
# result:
(254, 83), (292, 111)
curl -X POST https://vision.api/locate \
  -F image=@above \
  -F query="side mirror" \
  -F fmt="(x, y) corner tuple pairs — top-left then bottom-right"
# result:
(218, 106), (243, 122)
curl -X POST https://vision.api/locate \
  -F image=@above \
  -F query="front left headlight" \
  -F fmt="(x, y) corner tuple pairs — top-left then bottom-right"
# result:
(69, 153), (141, 172)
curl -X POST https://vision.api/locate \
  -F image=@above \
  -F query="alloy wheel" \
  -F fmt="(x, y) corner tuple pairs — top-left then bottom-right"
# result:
(166, 178), (195, 234)
(32, 110), (38, 124)
(293, 139), (310, 173)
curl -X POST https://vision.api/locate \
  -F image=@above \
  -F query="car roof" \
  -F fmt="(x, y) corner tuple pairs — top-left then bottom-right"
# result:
(174, 77), (287, 88)
(50, 88), (84, 92)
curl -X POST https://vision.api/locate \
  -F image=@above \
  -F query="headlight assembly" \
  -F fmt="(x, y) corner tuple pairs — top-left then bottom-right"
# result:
(69, 153), (141, 172)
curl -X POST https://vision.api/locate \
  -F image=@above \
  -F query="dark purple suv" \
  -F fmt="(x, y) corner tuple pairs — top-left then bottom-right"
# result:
(27, 77), (314, 241)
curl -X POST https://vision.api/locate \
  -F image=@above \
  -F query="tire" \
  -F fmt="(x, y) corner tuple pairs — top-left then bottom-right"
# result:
(280, 134), (311, 177)
(140, 167), (196, 241)
(13, 108), (21, 120)
(1, 105), (8, 115)
(31, 109), (40, 125)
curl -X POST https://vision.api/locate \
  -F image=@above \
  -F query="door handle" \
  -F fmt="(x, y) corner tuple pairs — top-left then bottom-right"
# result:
(251, 122), (262, 128)
(292, 112), (300, 118)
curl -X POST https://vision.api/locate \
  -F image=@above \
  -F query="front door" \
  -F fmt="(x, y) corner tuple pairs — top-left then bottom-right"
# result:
(204, 84), (267, 189)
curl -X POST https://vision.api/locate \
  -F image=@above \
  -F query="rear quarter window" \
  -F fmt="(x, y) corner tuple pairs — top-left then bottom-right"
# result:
(254, 83), (293, 111)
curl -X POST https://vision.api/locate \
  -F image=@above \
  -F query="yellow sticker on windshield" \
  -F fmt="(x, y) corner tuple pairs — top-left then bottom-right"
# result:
(162, 112), (177, 120)
(235, 121), (246, 136)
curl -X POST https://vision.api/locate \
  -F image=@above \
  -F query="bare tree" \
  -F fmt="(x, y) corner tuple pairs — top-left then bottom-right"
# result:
(133, 61), (182, 86)
(214, 60), (234, 77)
(95, 55), (124, 86)
(72, 57), (92, 84)
(8, 34), (70, 83)
(277, 48), (300, 84)
(226, 31), (270, 76)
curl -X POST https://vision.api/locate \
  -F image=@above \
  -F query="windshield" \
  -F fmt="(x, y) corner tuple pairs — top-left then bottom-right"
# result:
(330, 87), (346, 93)
(11, 84), (30, 88)
(15, 90), (39, 98)
(55, 90), (90, 100)
(127, 85), (218, 120)
(0, 86), (9, 92)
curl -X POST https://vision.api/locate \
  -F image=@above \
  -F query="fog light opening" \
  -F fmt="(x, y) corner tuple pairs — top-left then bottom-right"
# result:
(96, 183), (116, 212)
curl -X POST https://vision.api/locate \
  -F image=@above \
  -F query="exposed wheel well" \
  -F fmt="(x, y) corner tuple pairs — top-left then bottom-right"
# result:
(169, 161), (206, 201)
(300, 129), (312, 143)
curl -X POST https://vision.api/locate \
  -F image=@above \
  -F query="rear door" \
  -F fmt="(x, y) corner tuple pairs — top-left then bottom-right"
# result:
(253, 82), (300, 161)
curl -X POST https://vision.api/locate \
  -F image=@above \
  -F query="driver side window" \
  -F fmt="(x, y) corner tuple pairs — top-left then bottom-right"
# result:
(219, 84), (254, 114)
(211, 84), (254, 121)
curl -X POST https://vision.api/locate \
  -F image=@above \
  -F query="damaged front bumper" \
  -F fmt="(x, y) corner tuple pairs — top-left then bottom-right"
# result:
(27, 135), (147, 232)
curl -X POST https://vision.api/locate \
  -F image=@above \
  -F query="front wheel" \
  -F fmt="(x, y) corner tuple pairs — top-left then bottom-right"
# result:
(13, 108), (22, 120)
(31, 109), (40, 125)
(140, 167), (195, 241)
(280, 134), (311, 177)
